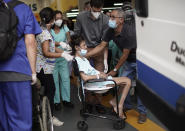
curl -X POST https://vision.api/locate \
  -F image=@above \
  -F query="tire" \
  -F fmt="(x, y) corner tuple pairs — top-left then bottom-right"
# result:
(42, 96), (54, 131)
(113, 119), (125, 130)
(38, 115), (44, 131)
(77, 121), (88, 131)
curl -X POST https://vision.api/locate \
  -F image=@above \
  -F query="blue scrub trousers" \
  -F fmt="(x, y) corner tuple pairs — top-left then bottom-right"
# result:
(0, 81), (32, 131)
(120, 61), (147, 114)
(53, 58), (71, 103)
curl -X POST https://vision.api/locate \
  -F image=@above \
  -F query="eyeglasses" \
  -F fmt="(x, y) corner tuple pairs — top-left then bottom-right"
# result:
(110, 15), (123, 19)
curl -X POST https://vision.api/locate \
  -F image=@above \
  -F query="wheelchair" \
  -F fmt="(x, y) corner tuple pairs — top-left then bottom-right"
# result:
(72, 59), (126, 131)
(32, 81), (53, 131)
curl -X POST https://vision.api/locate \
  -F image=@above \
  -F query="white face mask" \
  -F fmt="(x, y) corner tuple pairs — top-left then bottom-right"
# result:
(55, 19), (63, 27)
(91, 11), (101, 19)
(78, 49), (87, 56)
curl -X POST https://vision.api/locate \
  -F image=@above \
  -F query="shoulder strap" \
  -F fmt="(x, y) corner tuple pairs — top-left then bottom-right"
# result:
(7, 0), (24, 8)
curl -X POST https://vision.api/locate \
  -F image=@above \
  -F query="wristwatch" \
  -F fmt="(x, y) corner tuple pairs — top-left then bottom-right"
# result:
(113, 68), (117, 72)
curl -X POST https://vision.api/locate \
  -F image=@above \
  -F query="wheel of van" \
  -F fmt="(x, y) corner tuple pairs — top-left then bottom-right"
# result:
(42, 96), (54, 131)
(77, 120), (88, 131)
(113, 119), (125, 130)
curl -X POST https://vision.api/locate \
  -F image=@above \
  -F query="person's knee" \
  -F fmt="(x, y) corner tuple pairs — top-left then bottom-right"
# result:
(125, 77), (131, 87)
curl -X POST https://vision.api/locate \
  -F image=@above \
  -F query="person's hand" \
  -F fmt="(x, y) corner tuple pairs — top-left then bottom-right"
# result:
(99, 72), (108, 79)
(31, 74), (37, 85)
(104, 59), (108, 73)
(61, 51), (74, 61)
(60, 42), (71, 51)
(108, 70), (117, 77)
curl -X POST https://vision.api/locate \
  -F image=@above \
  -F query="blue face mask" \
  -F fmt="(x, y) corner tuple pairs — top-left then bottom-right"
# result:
(79, 49), (87, 56)
(108, 19), (117, 29)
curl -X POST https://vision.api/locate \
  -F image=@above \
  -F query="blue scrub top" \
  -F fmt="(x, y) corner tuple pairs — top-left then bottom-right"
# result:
(0, 0), (42, 76)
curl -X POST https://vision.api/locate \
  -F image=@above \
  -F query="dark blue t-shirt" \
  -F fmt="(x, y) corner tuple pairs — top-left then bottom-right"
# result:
(103, 23), (137, 62)
(0, 0), (41, 76)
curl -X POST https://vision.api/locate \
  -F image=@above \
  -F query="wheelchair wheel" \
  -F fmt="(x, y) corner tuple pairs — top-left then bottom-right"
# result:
(38, 115), (44, 131)
(113, 119), (125, 130)
(77, 121), (88, 131)
(42, 96), (54, 131)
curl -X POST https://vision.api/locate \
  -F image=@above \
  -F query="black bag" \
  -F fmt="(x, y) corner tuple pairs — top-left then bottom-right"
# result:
(0, 0), (23, 61)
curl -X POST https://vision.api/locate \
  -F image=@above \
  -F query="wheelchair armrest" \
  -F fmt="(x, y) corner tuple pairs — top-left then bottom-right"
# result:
(85, 78), (106, 83)
(85, 79), (117, 87)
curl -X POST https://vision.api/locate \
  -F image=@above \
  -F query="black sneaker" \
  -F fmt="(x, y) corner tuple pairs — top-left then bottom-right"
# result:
(63, 101), (74, 108)
(54, 103), (62, 111)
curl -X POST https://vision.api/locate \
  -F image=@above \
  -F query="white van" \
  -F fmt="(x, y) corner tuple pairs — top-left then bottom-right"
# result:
(135, 0), (185, 130)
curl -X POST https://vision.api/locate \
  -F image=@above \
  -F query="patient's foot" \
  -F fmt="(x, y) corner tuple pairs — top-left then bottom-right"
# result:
(118, 105), (126, 120)
(109, 99), (117, 113)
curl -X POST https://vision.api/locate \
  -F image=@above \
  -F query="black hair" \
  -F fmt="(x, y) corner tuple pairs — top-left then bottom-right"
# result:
(122, 2), (135, 24)
(39, 7), (54, 25)
(90, 0), (104, 8)
(54, 10), (64, 29)
(69, 35), (84, 55)
(84, 1), (90, 6)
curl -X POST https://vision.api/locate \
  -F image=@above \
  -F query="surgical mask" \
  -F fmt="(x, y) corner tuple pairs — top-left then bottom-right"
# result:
(55, 19), (63, 27)
(79, 49), (87, 56)
(108, 19), (117, 29)
(91, 11), (100, 19)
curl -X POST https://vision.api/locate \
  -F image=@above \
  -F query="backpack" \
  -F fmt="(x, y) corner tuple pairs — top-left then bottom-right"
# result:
(0, 0), (24, 61)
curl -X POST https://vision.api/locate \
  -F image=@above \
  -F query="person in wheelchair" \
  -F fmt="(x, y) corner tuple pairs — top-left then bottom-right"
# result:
(70, 35), (131, 119)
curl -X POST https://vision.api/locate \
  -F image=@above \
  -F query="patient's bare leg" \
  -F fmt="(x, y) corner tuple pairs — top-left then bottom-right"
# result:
(110, 77), (131, 119)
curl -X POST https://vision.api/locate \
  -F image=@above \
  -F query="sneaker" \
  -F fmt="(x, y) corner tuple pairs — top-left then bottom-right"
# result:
(63, 101), (74, 108)
(52, 116), (64, 126)
(54, 103), (62, 111)
(138, 113), (147, 124)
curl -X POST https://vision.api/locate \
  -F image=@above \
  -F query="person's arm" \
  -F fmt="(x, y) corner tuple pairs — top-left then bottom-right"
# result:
(42, 40), (62, 58)
(104, 47), (108, 73)
(25, 34), (37, 75)
(66, 32), (71, 43)
(108, 49), (130, 76)
(42, 41), (73, 61)
(85, 41), (108, 58)
(80, 72), (107, 82)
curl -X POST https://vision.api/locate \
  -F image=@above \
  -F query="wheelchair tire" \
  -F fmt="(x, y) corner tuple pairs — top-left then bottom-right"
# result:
(77, 121), (88, 131)
(42, 96), (54, 131)
(38, 115), (44, 131)
(113, 119), (125, 130)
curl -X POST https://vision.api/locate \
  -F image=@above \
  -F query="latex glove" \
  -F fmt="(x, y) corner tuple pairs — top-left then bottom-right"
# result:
(61, 51), (73, 61)
(60, 42), (72, 51)
(31, 74), (37, 85)
(104, 59), (108, 73)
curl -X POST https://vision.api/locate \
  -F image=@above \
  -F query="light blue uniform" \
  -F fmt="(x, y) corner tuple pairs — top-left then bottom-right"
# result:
(51, 25), (71, 103)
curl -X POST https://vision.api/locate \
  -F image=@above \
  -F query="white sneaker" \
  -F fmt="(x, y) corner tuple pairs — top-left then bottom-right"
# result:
(52, 116), (64, 126)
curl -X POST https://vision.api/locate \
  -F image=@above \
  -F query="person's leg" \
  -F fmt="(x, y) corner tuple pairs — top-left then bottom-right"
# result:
(3, 81), (32, 131)
(0, 82), (9, 131)
(44, 74), (56, 115)
(121, 62), (147, 123)
(119, 62), (134, 109)
(110, 77), (131, 119)
(53, 64), (60, 104)
(59, 60), (71, 102)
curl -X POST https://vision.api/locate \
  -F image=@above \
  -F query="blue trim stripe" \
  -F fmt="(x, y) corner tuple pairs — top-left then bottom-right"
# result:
(137, 60), (185, 108)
